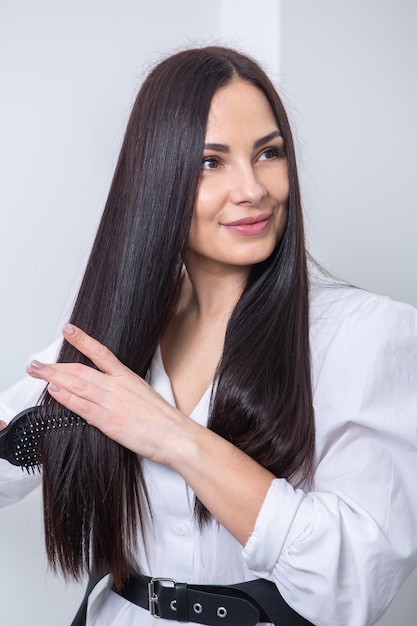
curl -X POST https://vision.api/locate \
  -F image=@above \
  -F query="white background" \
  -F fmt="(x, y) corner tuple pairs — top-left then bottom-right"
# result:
(0, 1), (415, 624)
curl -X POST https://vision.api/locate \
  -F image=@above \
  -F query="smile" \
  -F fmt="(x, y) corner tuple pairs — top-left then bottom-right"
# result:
(222, 214), (272, 235)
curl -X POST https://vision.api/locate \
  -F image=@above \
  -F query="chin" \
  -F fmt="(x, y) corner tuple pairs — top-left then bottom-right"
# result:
(234, 242), (278, 266)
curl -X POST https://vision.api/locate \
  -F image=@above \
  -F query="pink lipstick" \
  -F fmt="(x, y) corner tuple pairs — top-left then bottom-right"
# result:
(222, 214), (271, 235)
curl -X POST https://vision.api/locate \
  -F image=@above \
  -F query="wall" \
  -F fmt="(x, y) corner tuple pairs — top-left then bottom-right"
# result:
(280, 0), (417, 309)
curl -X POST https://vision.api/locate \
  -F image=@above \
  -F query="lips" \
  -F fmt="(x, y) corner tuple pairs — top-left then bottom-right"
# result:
(223, 213), (271, 227)
(222, 213), (272, 235)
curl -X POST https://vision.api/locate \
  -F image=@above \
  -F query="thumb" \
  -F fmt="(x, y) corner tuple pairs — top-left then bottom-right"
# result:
(0, 420), (8, 430)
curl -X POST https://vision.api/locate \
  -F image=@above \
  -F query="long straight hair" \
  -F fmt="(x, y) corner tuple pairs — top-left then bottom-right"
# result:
(39, 46), (315, 589)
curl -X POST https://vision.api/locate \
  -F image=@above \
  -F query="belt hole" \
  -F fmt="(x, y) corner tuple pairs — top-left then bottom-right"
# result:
(217, 606), (227, 618)
(193, 602), (203, 614)
(170, 600), (177, 611)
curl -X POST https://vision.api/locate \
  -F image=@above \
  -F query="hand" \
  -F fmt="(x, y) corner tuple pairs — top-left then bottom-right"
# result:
(25, 323), (196, 467)
(26, 324), (274, 545)
(0, 420), (7, 430)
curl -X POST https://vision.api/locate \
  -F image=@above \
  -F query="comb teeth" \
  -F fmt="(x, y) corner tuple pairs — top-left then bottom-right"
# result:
(1, 407), (86, 472)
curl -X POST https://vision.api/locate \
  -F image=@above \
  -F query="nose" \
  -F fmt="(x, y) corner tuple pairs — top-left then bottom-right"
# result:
(228, 163), (267, 205)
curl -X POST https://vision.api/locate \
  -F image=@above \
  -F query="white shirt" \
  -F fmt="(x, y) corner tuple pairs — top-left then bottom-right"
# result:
(1, 278), (417, 626)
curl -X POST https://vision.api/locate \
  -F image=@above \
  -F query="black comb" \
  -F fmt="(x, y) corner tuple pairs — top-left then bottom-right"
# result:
(0, 406), (85, 472)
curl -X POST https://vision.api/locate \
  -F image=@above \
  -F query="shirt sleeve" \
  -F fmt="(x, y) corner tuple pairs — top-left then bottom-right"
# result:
(0, 339), (62, 507)
(243, 292), (417, 626)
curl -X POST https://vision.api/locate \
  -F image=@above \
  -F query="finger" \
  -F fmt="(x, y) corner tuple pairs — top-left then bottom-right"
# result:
(0, 419), (7, 430)
(46, 377), (179, 457)
(46, 377), (134, 443)
(26, 361), (111, 405)
(26, 352), (148, 397)
(46, 379), (110, 428)
(25, 360), (154, 428)
(26, 360), (109, 388)
(25, 359), (128, 439)
(62, 323), (125, 376)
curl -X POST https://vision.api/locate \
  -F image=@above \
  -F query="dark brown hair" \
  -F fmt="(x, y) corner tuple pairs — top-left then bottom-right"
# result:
(40, 46), (315, 589)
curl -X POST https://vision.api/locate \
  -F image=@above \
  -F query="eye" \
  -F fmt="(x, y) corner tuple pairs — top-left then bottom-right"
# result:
(258, 146), (285, 161)
(201, 156), (220, 170)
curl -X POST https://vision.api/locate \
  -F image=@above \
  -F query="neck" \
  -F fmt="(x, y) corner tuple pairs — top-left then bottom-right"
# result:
(182, 259), (250, 321)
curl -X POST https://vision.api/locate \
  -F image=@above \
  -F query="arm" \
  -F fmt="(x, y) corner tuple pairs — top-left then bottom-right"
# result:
(26, 295), (417, 626)
(243, 295), (417, 625)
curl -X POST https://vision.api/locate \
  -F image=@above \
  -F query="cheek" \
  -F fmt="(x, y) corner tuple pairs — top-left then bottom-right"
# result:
(187, 204), (207, 250)
(193, 193), (214, 220)
(193, 172), (228, 217)
(190, 190), (219, 230)
(272, 166), (289, 203)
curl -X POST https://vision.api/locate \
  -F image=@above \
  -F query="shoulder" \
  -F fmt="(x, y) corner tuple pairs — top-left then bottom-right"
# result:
(309, 270), (417, 356)
(308, 270), (417, 440)
(308, 268), (417, 415)
(310, 270), (417, 464)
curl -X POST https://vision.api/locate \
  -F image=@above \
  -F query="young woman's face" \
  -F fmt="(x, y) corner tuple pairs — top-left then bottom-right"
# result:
(186, 79), (289, 275)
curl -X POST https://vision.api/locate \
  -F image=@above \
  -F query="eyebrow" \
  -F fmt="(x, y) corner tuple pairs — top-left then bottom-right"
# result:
(253, 130), (282, 149)
(204, 130), (282, 153)
(203, 142), (230, 153)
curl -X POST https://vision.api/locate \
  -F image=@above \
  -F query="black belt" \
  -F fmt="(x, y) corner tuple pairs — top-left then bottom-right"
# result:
(71, 569), (313, 626)
(115, 572), (313, 626)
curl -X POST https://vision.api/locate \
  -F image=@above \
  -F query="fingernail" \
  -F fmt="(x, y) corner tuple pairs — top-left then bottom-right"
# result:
(29, 360), (45, 371)
(63, 323), (76, 335)
(48, 383), (60, 393)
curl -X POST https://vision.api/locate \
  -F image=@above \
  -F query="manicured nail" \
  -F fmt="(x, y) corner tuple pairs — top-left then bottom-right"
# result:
(29, 360), (45, 371)
(48, 383), (60, 393)
(63, 323), (76, 336)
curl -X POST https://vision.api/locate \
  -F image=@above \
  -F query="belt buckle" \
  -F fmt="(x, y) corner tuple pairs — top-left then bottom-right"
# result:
(148, 577), (177, 617)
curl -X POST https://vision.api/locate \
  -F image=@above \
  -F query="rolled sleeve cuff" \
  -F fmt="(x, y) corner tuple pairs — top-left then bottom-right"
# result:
(242, 478), (312, 574)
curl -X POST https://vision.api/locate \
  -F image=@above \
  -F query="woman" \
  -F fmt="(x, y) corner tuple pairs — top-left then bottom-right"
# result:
(1, 46), (417, 626)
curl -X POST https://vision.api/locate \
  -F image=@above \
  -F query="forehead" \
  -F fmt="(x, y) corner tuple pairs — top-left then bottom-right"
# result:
(205, 79), (278, 140)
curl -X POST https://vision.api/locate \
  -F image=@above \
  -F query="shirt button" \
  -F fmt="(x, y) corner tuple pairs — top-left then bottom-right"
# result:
(175, 522), (187, 536)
